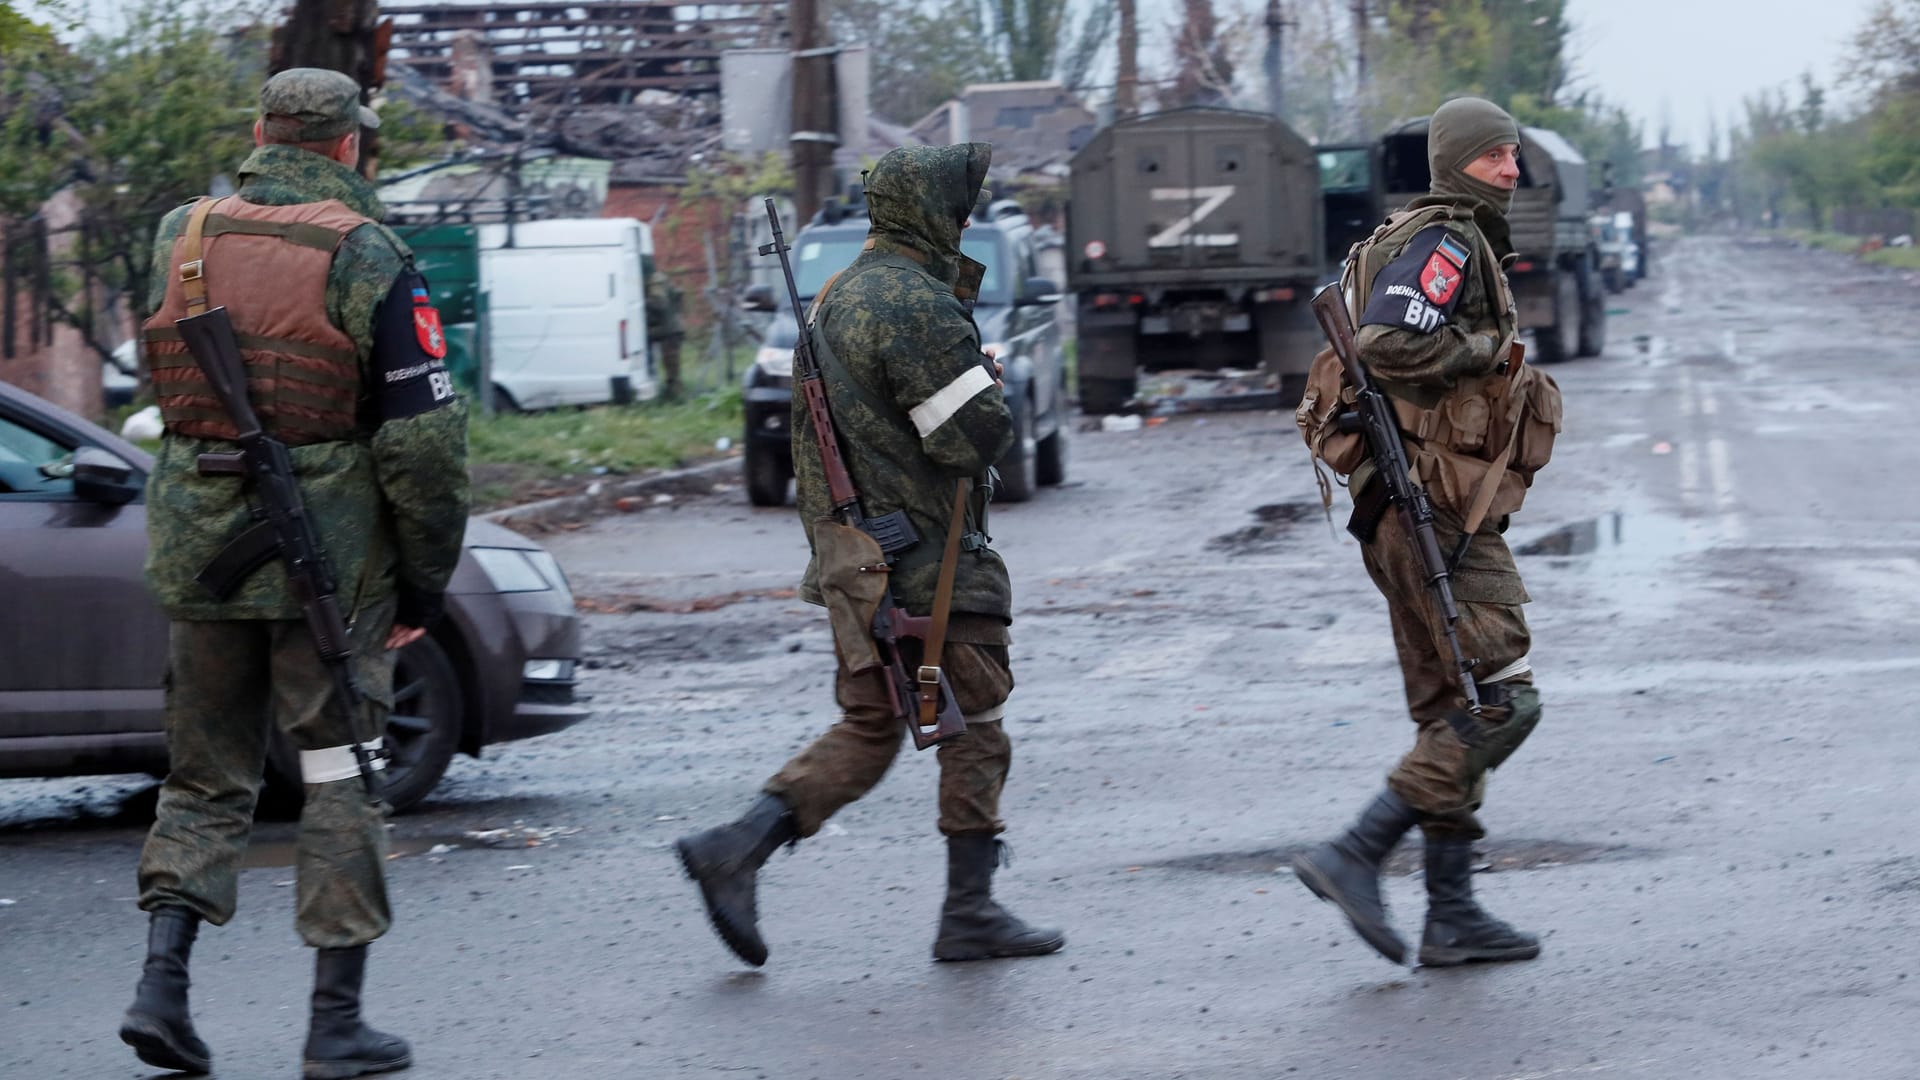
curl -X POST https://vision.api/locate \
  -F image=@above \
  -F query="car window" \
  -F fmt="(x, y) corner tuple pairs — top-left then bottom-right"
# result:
(960, 234), (1005, 299)
(794, 236), (867, 298)
(0, 411), (76, 498)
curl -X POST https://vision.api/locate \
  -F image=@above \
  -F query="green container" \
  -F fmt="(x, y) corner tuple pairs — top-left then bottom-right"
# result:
(440, 322), (479, 398)
(393, 224), (480, 325)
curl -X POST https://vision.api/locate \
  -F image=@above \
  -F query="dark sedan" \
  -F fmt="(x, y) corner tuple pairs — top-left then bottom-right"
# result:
(0, 380), (588, 811)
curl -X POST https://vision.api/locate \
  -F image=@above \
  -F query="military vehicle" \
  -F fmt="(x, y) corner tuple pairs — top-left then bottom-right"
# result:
(1376, 117), (1606, 363)
(1066, 106), (1326, 414)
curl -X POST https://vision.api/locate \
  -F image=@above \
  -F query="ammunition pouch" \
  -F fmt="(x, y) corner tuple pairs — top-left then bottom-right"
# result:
(814, 519), (890, 674)
(1442, 681), (1542, 777)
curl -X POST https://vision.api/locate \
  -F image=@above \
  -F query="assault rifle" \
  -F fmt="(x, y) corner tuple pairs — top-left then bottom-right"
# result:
(1310, 287), (1482, 715)
(757, 197), (967, 750)
(174, 305), (386, 795)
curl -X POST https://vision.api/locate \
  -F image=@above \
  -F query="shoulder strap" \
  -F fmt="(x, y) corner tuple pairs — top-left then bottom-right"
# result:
(1459, 345), (1532, 537)
(917, 479), (971, 726)
(179, 197), (223, 316)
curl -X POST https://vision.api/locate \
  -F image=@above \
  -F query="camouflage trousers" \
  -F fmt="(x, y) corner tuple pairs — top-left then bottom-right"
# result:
(767, 614), (1015, 838)
(1360, 502), (1543, 840)
(137, 599), (396, 949)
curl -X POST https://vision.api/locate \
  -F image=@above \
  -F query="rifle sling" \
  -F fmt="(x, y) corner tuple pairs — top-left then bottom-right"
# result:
(919, 479), (970, 726)
(180, 196), (223, 316)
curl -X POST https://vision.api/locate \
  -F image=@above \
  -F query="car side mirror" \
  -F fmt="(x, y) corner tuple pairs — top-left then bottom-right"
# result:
(1016, 276), (1063, 307)
(742, 283), (776, 312)
(73, 446), (140, 506)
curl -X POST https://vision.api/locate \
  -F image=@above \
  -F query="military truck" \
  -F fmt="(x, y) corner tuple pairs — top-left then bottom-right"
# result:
(1066, 106), (1326, 414)
(1376, 117), (1606, 364)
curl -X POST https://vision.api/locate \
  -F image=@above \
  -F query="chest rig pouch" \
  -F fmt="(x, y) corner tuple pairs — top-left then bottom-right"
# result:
(1295, 206), (1563, 532)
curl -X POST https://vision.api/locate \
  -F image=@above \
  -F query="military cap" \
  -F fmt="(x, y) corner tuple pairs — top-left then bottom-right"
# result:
(259, 68), (380, 142)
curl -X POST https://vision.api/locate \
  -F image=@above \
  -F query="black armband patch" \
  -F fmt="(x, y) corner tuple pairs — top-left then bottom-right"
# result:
(1358, 224), (1473, 334)
(372, 270), (458, 421)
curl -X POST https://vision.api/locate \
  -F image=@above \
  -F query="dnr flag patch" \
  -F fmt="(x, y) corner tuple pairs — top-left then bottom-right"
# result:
(1357, 224), (1473, 335)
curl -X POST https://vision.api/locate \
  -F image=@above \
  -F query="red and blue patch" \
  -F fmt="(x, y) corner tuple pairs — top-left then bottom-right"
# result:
(410, 287), (447, 359)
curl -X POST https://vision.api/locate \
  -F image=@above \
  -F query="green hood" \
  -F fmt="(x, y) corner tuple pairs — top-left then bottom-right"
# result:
(863, 143), (991, 289)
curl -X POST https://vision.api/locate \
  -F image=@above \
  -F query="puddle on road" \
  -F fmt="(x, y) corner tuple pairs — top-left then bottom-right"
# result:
(1514, 512), (1699, 561)
(1208, 502), (1326, 555)
(1147, 838), (1642, 878)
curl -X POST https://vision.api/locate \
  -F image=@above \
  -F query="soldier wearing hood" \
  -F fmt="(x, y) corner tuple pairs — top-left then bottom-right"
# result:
(675, 144), (1064, 968)
(1292, 98), (1561, 969)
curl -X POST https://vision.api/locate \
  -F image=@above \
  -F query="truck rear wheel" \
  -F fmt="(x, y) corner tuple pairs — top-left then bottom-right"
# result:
(1533, 272), (1580, 365)
(1079, 375), (1135, 415)
(1577, 259), (1607, 358)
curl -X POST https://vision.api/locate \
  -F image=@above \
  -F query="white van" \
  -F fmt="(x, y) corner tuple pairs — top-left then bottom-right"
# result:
(478, 218), (653, 410)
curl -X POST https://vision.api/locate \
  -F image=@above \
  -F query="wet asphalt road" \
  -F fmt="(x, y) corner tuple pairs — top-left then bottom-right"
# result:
(5, 235), (1920, 1078)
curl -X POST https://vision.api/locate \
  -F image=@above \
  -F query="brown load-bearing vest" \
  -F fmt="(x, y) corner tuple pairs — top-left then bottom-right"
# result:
(142, 195), (374, 446)
(1297, 203), (1562, 532)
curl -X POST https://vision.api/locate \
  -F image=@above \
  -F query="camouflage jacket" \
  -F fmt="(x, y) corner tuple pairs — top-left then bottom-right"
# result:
(793, 143), (1016, 625)
(1354, 192), (1516, 389)
(143, 145), (471, 622)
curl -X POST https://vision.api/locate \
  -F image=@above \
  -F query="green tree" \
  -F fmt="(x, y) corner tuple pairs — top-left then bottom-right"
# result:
(830, 0), (1114, 125)
(0, 2), (261, 360)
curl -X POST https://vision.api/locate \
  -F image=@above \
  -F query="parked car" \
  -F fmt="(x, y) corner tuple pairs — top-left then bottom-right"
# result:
(1590, 212), (1639, 294)
(0, 380), (589, 811)
(740, 196), (1071, 507)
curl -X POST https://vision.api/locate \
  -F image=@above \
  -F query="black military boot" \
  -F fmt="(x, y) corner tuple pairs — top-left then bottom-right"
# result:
(301, 946), (412, 1079)
(1290, 789), (1421, 964)
(1418, 836), (1542, 967)
(119, 906), (213, 1074)
(933, 834), (1066, 961)
(675, 793), (798, 966)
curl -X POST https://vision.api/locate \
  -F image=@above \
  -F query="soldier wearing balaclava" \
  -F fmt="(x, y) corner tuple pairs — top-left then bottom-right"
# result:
(1291, 97), (1563, 970)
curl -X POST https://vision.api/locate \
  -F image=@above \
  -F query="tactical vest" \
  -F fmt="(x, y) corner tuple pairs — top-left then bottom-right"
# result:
(142, 196), (373, 446)
(1296, 203), (1562, 530)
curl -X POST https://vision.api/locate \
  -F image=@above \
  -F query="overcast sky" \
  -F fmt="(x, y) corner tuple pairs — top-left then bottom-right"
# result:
(1564, 0), (1884, 150)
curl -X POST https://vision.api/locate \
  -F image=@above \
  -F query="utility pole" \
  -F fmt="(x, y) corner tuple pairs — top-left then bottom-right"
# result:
(1116, 0), (1139, 119)
(1264, 0), (1285, 118)
(270, 0), (391, 179)
(789, 0), (839, 225)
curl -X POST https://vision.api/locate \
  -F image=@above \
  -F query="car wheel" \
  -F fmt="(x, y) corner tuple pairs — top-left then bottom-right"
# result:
(745, 444), (790, 507)
(996, 398), (1038, 503)
(1035, 400), (1069, 487)
(380, 634), (464, 813)
(261, 633), (464, 816)
(491, 386), (520, 414)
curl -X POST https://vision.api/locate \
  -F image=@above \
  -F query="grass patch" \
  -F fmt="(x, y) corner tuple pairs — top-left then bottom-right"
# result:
(1792, 229), (1920, 269)
(466, 387), (743, 509)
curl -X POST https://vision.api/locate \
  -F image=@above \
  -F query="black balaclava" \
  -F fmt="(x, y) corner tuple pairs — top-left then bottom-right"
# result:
(1428, 97), (1521, 215)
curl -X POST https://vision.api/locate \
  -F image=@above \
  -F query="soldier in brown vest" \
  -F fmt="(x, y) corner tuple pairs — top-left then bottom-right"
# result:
(120, 69), (470, 1078)
(1292, 97), (1562, 969)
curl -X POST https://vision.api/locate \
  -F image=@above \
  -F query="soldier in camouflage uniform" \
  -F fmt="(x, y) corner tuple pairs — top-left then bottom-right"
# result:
(1292, 98), (1554, 968)
(675, 144), (1064, 967)
(644, 271), (686, 399)
(120, 69), (469, 1077)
